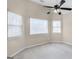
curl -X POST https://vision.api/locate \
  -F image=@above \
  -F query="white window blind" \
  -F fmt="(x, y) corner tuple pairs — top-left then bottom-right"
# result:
(8, 12), (23, 37)
(53, 20), (61, 33)
(30, 18), (48, 34)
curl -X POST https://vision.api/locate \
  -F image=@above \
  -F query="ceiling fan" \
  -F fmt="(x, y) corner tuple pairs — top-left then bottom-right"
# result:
(44, 0), (72, 15)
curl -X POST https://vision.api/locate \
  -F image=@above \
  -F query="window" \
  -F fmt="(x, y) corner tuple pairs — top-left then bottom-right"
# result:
(30, 18), (48, 34)
(52, 20), (61, 33)
(8, 11), (23, 37)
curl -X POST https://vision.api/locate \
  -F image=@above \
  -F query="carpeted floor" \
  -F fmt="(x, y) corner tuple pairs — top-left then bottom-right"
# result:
(14, 43), (72, 59)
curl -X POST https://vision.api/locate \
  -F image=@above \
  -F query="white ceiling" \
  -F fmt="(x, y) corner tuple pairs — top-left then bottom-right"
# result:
(31, 0), (72, 8)
(31, 0), (72, 14)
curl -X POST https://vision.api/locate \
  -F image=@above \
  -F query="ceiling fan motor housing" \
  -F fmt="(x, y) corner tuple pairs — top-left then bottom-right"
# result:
(54, 5), (60, 9)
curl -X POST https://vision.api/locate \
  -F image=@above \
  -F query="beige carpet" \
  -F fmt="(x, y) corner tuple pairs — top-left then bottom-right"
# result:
(14, 43), (72, 59)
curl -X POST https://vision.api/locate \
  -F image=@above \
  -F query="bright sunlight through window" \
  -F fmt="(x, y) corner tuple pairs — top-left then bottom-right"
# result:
(30, 18), (48, 34)
(53, 20), (61, 33)
(8, 11), (23, 37)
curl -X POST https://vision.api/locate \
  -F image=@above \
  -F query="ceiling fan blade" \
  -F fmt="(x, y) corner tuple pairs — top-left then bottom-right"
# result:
(60, 0), (66, 7)
(44, 6), (54, 8)
(60, 7), (72, 10)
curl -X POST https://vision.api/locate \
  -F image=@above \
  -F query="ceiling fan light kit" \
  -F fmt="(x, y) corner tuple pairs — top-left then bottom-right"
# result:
(54, 10), (58, 13)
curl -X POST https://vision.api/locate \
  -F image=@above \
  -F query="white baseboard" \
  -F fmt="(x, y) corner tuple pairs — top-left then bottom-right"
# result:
(62, 42), (72, 46)
(49, 41), (72, 46)
(8, 42), (50, 57)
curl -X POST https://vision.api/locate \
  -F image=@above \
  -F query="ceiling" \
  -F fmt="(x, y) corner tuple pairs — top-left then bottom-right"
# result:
(31, 0), (72, 8)
(31, 0), (72, 14)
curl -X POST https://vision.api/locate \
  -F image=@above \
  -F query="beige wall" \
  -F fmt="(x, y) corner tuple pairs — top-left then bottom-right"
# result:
(7, 0), (50, 56)
(63, 14), (72, 44)
(50, 14), (63, 42)
(50, 13), (72, 44)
